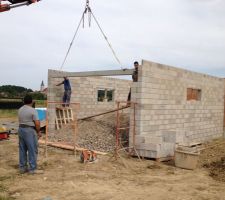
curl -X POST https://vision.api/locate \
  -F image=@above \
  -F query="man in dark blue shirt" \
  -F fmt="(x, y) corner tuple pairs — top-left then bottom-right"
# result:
(56, 77), (72, 107)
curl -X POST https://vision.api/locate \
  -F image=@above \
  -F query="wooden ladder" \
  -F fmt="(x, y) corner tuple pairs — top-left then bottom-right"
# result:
(55, 107), (74, 130)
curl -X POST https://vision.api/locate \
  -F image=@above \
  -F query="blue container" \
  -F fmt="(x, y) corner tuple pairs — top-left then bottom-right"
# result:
(35, 108), (47, 121)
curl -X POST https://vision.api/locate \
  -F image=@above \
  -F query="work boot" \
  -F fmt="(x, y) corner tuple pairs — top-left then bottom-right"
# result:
(19, 168), (28, 174)
(28, 169), (44, 175)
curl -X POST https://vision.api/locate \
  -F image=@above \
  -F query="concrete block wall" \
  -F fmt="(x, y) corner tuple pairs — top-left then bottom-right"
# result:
(47, 69), (131, 134)
(131, 60), (225, 159)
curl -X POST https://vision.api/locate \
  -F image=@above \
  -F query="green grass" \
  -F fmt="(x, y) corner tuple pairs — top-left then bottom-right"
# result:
(35, 100), (46, 108)
(0, 110), (17, 118)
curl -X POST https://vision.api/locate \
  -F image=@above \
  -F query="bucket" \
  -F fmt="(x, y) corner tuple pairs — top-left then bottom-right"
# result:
(175, 149), (199, 170)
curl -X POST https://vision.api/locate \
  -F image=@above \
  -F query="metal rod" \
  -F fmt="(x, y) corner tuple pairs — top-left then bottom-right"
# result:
(79, 106), (130, 121)
(9, 1), (29, 9)
(45, 101), (48, 159)
(115, 102), (120, 158)
(133, 103), (136, 147)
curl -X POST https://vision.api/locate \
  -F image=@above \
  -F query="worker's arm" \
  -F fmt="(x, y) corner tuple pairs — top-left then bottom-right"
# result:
(33, 109), (41, 138)
(56, 81), (64, 86)
(34, 120), (41, 138)
(7, 0), (37, 4)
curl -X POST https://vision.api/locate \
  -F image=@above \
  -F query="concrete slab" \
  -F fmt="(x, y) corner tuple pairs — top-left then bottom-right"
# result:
(51, 69), (134, 78)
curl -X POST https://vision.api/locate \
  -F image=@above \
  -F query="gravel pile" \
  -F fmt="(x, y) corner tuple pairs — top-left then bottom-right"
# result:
(49, 113), (130, 152)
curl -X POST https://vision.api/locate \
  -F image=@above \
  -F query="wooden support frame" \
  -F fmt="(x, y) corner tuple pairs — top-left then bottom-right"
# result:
(45, 101), (80, 159)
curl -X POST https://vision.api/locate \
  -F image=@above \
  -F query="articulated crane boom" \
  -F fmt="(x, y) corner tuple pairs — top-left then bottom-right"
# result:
(0, 0), (40, 13)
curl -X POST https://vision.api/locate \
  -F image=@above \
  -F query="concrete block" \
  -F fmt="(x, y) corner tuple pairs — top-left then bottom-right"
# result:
(162, 131), (177, 143)
(135, 135), (145, 144)
(136, 143), (161, 151)
(135, 149), (157, 158)
(136, 142), (175, 158)
(144, 136), (163, 144)
(159, 142), (175, 157)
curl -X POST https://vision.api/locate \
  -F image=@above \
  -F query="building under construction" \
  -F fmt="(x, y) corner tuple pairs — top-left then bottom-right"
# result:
(47, 59), (225, 160)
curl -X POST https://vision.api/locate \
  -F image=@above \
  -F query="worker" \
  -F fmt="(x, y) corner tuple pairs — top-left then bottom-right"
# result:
(18, 95), (42, 174)
(127, 61), (139, 102)
(56, 77), (72, 107)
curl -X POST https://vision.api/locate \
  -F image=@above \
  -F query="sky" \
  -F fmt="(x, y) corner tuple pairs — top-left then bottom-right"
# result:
(0, 0), (225, 90)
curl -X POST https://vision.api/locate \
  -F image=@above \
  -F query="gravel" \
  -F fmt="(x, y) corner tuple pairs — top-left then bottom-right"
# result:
(49, 113), (130, 152)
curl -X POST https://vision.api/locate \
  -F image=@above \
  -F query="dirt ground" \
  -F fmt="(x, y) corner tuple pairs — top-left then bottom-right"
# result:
(1, 117), (225, 200)
(0, 135), (225, 200)
(199, 139), (225, 182)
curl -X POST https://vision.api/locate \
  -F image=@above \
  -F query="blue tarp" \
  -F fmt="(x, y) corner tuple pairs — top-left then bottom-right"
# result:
(35, 108), (46, 121)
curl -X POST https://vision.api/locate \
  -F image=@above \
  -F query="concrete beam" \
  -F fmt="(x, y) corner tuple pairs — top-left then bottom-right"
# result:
(50, 69), (134, 78)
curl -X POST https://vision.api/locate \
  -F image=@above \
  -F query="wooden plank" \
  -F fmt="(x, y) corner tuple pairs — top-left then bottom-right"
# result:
(39, 140), (107, 155)
(51, 69), (134, 78)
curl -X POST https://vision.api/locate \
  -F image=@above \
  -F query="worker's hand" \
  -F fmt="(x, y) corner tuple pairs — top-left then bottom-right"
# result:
(28, 0), (37, 4)
(37, 132), (42, 139)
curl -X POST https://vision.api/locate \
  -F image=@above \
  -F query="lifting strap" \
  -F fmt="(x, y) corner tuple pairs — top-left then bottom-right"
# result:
(60, 0), (123, 70)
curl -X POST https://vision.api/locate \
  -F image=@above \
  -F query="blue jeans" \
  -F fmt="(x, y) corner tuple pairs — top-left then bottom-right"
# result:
(63, 90), (71, 106)
(18, 127), (38, 172)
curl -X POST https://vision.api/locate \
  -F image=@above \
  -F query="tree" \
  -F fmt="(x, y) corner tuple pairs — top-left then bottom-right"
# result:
(0, 85), (33, 99)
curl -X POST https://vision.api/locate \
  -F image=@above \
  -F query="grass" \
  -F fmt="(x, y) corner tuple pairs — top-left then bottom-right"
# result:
(0, 110), (17, 119)
(35, 100), (46, 108)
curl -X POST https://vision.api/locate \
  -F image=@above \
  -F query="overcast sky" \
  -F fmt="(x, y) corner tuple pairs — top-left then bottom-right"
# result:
(0, 0), (224, 90)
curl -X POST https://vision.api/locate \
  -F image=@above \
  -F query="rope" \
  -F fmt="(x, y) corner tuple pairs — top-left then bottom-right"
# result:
(60, 0), (123, 70)
(60, 14), (84, 70)
(91, 11), (123, 69)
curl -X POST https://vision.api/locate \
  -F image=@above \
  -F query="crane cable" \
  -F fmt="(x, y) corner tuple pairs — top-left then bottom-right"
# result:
(60, 0), (123, 70)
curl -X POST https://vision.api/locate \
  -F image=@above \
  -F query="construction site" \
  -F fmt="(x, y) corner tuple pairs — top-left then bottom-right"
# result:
(0, 59), (225, 200)
(1, 0), (225, 200)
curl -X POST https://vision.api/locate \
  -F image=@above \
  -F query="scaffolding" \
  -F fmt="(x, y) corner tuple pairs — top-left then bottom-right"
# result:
(43, 101), (80, 158)
(41, 100), (141, 162)
(114, 101), (141, 160)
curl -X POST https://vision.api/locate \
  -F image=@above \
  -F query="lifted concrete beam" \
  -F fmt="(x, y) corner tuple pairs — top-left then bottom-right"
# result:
(51, 69), (134, 78)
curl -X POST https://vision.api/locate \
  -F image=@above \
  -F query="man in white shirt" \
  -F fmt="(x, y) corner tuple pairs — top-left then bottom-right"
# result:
(18, 95), (42, 174)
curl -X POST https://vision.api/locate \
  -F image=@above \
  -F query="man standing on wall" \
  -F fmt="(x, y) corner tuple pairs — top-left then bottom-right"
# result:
(18, 95), (42, 174)
(127, 61), (139, 102)
(56, 77), (72, 107)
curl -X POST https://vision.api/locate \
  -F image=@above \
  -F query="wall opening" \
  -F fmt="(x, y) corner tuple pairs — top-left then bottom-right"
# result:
(187, 88), (202, 101)
(97, 88), (114, 102)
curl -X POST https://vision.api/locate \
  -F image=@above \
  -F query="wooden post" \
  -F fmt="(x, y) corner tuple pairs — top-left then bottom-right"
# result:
(115, 102), (120, 158)
(73, 113), (78, 158)
(45, 101), (49, 159)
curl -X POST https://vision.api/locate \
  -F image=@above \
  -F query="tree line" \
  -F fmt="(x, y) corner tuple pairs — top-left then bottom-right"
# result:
(0, 85), (46, 100)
